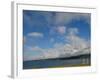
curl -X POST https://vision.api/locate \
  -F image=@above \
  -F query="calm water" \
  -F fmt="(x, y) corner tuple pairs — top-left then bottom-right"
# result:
(23, 54), (90, 69)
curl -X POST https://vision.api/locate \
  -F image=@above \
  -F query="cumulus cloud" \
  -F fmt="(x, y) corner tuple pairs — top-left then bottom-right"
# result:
(68, 28), (79, 35)
(23, 45), (44, 61)
(23, 11), (91, 61)
(27, 32), (43, 37)
(42, 36), (90, 59)
(56, 26), (66, 35)
(24, 27), (90, 61)
(55, 12), (90, 25)
(29, 46), (42, 51)
(54, 43), (64, 48)
(66, 28), (90, 51)
(49, 26), (66, 36)
(24, 11), (90, 28)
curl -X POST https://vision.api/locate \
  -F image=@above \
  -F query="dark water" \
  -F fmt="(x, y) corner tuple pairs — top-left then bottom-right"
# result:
(23, 54), (91, 69)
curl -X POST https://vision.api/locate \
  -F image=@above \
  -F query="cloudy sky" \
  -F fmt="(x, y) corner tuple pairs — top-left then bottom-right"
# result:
(23, 10), (91, 61)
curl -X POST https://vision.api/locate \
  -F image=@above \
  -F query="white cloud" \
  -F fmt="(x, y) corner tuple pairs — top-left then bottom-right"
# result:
(49, 26), (66, 36)
(56, 26), (66, 35)
(29, 46), (42, 51)
(54, 43), (64, 48)
(55, 12), (90, 25)
(27, 32), (43, 37)
(66, 28), (90, 51)
(68, 28), (79, 35)
(42, 44), (75, 59)
(23, 46), (44, 61)
(24, 27), (90, 61)
(43, 28), (90, 59)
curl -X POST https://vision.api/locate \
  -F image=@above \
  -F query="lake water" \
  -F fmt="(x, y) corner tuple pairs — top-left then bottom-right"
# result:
(23, 54), (90, 69)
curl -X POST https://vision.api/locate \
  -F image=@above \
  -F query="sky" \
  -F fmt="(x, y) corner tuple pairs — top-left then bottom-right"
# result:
(23, 10), (91, 61)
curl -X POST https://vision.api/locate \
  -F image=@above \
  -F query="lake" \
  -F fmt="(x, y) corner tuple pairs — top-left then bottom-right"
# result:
(23, 54), (90, 69)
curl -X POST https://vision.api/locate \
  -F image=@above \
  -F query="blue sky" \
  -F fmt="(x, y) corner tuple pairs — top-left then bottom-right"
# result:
(23, 10), (91, 61)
